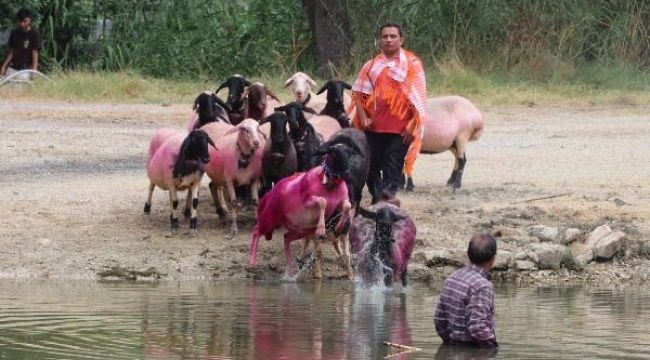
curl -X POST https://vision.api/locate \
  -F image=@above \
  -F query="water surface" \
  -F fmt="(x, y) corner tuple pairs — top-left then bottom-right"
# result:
(0, 280), (648, 359)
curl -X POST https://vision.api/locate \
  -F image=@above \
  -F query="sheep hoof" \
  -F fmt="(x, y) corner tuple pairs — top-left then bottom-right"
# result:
(143, 203), (151, 214)
(190, 229), (198, 237)
(216, 208), (227, 218)
(230, 224), (239, 236)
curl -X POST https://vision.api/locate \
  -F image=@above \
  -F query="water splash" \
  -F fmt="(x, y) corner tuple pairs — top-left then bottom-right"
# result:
(280, 251), (316, 282)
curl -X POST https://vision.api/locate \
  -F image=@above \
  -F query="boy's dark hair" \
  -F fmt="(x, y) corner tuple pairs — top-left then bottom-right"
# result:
(379, 22), (404, 38)
(467, 233), (497, 265)
(17, 8), (32, 20)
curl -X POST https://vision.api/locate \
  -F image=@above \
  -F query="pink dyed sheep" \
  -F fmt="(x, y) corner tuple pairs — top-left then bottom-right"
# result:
(249, 142), (361, 277)
(350, 201), (416, 287)
(144, 129), (217, 236)
(404, 95), (484, 191)
(203, 118), (267, 235)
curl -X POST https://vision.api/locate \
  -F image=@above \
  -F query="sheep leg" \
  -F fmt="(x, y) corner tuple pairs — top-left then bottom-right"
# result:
(249, 227), (262, 267)
(188, 182), (200, 236)
(299, 238), (311, 259)
(144, 183), (155, 214)
(446, 146), (460, 187)
(250, 178), (261, 207)
(306, 196), (327, 239)
(209, 182), (227, 218)
(227, 181), (239, 235)
(313, 237), (323, 279)
(341, 232), (354, 280)
(334, 200), (351, 235)
(454, 153), (467, 189)
(168, 188), (180, 233)
(401, 268), (408, 288)
(283, 232), (301, 275)
(183, 189), (192, 219)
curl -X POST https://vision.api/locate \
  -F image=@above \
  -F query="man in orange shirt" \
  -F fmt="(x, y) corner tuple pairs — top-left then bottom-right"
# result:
(351, 22), (427, 203)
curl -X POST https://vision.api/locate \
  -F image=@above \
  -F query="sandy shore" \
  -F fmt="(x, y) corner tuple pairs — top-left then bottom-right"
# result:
(1, 101), (648, 285)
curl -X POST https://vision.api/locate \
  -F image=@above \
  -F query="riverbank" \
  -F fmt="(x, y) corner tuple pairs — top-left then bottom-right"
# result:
(1, 101), (648, 285)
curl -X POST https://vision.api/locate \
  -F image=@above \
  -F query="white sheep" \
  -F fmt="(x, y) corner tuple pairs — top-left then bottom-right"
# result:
(202, 119), (267, 235)
(144, 129), (217, 236)
(284, 72), (328, 117)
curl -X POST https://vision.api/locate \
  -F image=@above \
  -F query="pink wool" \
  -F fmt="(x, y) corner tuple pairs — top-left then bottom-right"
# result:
(249, 166), (350, 270)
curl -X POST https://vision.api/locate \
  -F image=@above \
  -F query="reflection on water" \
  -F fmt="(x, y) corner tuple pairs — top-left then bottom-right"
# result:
(0, 280), (648, 359)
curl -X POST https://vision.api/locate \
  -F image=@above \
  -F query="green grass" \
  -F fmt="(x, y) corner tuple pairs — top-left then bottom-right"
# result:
(3, 64), (650, 108)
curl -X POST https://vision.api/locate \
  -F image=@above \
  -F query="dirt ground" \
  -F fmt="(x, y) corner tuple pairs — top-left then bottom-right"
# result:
(1, 100), (649, 285)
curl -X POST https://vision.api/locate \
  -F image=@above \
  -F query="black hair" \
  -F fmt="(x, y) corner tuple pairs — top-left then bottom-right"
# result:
(17, 8), (32, 20)
(467, 233), (497, 265)
(379, 22), (404, 38)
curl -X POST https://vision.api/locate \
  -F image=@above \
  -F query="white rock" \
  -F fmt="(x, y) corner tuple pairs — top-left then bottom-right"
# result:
(515, 260), (537, 271)
(562, 228), (582, 245)
(586, 224), (612, 247)
(493, 250), (513, 270)
(594, 230), (626, 260)
(531, 243), (566, 270)
(531, 225), (560, 242)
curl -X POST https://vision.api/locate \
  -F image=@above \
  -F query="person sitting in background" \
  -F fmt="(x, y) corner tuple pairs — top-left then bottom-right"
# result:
(434, 233), (499, 348)
(1, 8), (42, 81)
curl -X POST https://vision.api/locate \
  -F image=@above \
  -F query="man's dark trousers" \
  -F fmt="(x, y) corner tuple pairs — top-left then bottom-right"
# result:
(365, 132), (410, 203)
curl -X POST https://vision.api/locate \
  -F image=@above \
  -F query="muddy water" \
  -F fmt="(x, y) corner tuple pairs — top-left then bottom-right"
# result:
(0, 280), (648, 359)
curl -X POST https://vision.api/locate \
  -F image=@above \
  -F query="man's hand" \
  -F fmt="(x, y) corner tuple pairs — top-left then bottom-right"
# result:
(402, 130), (414, 145)
(361, 115), (373, 129)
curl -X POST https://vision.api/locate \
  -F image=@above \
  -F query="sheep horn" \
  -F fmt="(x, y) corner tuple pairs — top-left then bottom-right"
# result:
(216, 79), (229, 93)
(207, 136), (219, 151)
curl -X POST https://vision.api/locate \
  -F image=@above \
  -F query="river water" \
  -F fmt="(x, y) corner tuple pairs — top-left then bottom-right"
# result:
(0, 280), (648, 359)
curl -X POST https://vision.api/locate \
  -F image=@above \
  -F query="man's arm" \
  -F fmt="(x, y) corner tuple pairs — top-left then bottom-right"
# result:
(434, 300), (451, 343)
(1, 49), (13, 76)
(31, 49), (38, 71)
(354, 95), (371, 129)
(467, 285), (498, 348)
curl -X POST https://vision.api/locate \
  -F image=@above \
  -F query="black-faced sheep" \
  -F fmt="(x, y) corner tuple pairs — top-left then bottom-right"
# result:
(317, 79), (353, 129)
(274, 102), (323, 172)
(144, 129), (217, 236)
(216, 74), (251, 126)
(260, 112), (299, 193)
(350, 202), (416, 287)
(186, 91), (231, 132)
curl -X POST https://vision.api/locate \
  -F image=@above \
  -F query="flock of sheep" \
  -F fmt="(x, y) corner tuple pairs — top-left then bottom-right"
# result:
(144, 72), (484, 285)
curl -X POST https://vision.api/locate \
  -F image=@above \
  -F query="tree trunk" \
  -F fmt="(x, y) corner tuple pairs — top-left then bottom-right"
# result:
(301, 0), (353, 78)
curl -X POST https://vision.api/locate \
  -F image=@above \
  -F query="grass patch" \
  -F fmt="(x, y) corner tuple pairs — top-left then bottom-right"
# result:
(3, 64), (650, 107)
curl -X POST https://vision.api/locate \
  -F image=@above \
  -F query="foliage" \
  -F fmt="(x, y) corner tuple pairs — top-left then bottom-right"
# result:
(2, 0), (650, 83)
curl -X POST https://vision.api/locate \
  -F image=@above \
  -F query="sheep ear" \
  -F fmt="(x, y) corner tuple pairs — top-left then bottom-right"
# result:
(274, 105), (286, 112)
(259, 114), (270, 125)
(244, 79), (252, 87)
(343, 81), (352, 90)
(391, 211), (407, 222)
(216, 79), (229, 93)
(223, 125), (240, 136)
(303, 106), (318, 114)
(306, 76), (318, 87)
(284, 78), (294, 88)
(193, 95), (201, 110)
(206, 135), (219, 151)
(266, 88), (281, 101)
(347, 141), (363, 157)
(358, 207), (377, 221)
(316, 83), (328, 95)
